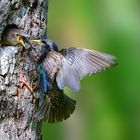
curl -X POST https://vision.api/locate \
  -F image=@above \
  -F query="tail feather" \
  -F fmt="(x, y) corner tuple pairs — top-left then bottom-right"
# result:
(34, 98), (50, 121)
(34, 91), (76, 123)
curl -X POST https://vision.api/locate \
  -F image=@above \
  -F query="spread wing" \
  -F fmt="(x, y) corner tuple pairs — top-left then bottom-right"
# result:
(56, 47), (116, 91)
(42, 48), (116, 92)
(42, 51), (81, 92)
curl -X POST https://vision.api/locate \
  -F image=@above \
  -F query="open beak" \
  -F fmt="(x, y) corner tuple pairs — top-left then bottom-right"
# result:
(16, 30), (29, 49)
(19, 37), (27, 49)
(16, 30), (38, 50)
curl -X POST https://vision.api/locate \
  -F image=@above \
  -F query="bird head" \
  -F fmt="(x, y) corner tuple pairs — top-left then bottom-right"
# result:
(26, 39), (48, 63)
(28, 39), (59, 63)
(0, 24), (29, 49)
(30, 39), (59, 52)
(42, 39), (59, 52)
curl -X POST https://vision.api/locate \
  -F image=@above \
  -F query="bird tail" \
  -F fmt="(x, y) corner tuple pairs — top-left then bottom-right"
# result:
(34, 90), (76, 123)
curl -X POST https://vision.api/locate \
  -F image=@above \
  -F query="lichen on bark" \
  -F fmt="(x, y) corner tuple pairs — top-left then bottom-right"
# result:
(0, 0), (48, 139)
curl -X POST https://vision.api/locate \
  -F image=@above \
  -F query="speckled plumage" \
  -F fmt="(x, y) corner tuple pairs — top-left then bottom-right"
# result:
(28, 40), (76, 122)
(28, 39), (116, 123)
(34, 81), (76, 123)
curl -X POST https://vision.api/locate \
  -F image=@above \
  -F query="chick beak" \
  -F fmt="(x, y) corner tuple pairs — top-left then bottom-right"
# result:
(18, 37), (27, 49)
(16, 31), (36, 50)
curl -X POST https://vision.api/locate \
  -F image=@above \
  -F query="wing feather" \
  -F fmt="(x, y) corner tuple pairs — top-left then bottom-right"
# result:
(42, 48), (116, 92)
(56, 48), (116, 91)
(42, 51), (63, 77)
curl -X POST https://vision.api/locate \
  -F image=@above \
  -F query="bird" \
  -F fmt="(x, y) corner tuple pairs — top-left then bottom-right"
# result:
(0, 24), (29, 49)
(0, 24), (35, 92)
(28, 39), (117, 123)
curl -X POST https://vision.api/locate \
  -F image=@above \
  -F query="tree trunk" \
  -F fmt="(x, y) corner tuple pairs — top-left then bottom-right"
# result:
(0, 0), (48, 139)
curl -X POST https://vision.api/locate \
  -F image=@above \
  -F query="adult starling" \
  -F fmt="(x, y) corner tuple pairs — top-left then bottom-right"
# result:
(29, 39), (116, 123)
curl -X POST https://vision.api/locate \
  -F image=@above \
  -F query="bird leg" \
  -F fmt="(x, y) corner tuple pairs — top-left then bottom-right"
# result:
(19, 71), (33, 92)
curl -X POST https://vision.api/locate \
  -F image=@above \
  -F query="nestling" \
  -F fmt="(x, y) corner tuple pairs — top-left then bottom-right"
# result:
(0, 24), (29, 49)
(0, 25), (35, 92)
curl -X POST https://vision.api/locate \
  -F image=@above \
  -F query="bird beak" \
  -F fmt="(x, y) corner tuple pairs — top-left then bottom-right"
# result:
(29, 39), (42, 44)
(18, 37), (27, 49)
(21, 37), (37, 50)
(16, 31), (39, 50)
(16, 30), (29, 49)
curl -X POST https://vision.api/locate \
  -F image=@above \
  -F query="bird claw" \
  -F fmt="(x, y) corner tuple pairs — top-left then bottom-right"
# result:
(19, 72), (33, 92)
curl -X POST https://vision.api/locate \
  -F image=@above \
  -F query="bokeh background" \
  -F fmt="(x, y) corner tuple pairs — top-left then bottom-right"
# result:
(42, 0), (140, 140)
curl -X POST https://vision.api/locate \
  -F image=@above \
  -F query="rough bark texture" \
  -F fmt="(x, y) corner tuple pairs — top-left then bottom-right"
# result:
(0, 0), (48, 139)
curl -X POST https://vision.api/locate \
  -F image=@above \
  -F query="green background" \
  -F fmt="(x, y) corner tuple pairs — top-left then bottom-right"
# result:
(42, 0), (140, 140)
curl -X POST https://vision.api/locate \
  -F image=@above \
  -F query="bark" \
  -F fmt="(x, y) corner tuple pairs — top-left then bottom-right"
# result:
(0, 0), (48, 139)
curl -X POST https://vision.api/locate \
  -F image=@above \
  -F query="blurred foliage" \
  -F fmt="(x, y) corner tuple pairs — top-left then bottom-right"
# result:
(42, 0), (140, 140)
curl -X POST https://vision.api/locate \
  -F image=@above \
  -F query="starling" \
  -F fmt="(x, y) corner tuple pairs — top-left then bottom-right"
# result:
(29, 39), (116, 123)
(0, 25), (35, 91)
(0, 24), (29, 48)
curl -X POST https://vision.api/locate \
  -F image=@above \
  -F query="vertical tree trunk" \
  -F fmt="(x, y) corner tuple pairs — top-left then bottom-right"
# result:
(0, 0), (48, 139)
